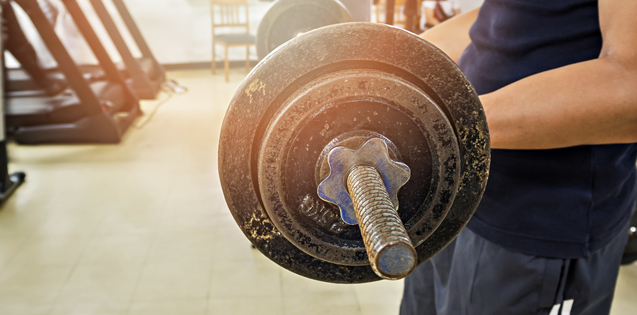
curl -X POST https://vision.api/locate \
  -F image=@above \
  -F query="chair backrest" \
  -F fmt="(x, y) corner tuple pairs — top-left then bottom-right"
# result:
(210, 0), (250, 34)
(394, 0), (406, 26)
(375, 0), (410, 25)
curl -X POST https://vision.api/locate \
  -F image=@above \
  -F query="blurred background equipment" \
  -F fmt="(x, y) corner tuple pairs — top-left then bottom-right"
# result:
(374, 0), (407, 29)
(89, 0), (166, 99)
(255, 0), (352, 60)
(339, 0), (371, 22)
(6, 0), (165, 100)
(219, 22), (489, 283)
(0, 5), (24, 204)
(5, 0), (140, 144)
(210, 0), (255, 82)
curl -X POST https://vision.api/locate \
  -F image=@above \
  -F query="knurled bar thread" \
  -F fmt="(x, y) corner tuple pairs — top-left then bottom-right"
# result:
(346, 165), (416, 279)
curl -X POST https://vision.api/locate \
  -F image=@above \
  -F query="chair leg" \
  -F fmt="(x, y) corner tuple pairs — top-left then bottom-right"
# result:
(212, 42), (216, 74)
(225, 45), (230, 82)
(245, 46), (250, 72)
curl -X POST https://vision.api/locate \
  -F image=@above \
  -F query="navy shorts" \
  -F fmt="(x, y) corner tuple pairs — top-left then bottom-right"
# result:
(400, 225), (629, 315)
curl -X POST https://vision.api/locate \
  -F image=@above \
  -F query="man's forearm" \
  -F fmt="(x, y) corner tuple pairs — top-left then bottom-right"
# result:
(482, 57), (637, 149)
(420, 8), (479, 62)
(484, 0), (637, 150)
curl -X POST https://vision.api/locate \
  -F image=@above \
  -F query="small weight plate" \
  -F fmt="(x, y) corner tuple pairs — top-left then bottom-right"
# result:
(257, 68), (461, 266)
(256, 0), (353, 60)
(219, 23), (490, 283)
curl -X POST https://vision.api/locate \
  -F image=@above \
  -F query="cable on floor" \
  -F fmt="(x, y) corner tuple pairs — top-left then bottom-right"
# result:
(134, 79), (188, 129)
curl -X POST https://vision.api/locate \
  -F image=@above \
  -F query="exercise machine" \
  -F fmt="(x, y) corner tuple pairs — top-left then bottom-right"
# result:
(87, 0), (165, 100)
(5, 0), (140, 144)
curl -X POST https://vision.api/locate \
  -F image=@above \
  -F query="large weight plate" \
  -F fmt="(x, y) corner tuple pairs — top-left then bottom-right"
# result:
(219, 22), (490, 283)
(256, 0), (353, 60)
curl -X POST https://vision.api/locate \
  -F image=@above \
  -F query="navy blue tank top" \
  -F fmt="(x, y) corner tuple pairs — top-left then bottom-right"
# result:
(458, 0), (637, 258)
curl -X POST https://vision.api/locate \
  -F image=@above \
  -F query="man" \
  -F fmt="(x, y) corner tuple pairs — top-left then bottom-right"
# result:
(401, 0), (637, 314)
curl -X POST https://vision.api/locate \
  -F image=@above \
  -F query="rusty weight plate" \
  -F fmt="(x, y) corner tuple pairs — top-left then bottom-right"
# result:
(258, 68), (462, 266)
(256, 0), (352, 60)
(218, 22), (490, 283)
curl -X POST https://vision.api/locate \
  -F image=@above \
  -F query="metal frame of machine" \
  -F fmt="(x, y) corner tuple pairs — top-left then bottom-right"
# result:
(7, 0), (140, 144)
(88, 0), (165, 100)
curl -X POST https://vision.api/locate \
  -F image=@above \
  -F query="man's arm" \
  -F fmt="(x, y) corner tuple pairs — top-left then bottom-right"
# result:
(419, 8), (479, 62)
(482, 0), (637, 149)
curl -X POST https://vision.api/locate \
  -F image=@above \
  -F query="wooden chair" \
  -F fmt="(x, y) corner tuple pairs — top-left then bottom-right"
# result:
(375, 0), (422, 30)
(375, 0), (404, 25)
(210, 0), (254, 82)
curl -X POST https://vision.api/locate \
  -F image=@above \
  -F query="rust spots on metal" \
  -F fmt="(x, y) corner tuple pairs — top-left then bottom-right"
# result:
(244, 79), (266, 104)
(244, 205), (277, 241)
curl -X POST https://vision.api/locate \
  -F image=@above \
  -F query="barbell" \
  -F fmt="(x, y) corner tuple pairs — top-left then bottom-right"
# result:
(219, 22), (490, 283)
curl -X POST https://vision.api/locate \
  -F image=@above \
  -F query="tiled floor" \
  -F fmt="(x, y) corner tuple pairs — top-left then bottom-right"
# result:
(0, 69), (635, 315)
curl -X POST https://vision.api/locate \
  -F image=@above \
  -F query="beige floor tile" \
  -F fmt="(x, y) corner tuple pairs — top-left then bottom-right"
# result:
(166, 188), (221, 208)
(354, 279), (404, 315)
(209, 261), (281, 300)
(119, 170), (179, 197)
(49, 302), (128, 315)
(0, 236), (27, 269)
(56, 263), (143, 305)
(129, 298), (207, 315)
(0, 263), (72, 305)
(157, 199), (217, 233)
(281, 269), (362, 315)
(359, 303), (401, 315)
(0, 187), (64, 220)
(208, 297), (283, 315)
(108, 179), (172, 208)
(96, 214), (160, 236)
(0, 303), (53, 315)
(78, 233), (154, 267)
(8, 144), (101, 164)
(11, 234), (91, 266)
(611, 264), (637, 315)
(210, 226), (263, 263)
(145, 228), (215, 264)
(133, 262), (212, 301)
(283, 294), (362, 315)
(30, 212), (107, 238)
(0, 206), (49, 238)
(96, 200), (166, 236)
(281, 269), (356, 297)
(213, 212), (249, 233)
(46, 176), (129, 218)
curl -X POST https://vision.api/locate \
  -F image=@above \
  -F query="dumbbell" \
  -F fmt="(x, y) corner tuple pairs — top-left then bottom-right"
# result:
(256, 0), (353, 60)
(219, 22), (490, 283)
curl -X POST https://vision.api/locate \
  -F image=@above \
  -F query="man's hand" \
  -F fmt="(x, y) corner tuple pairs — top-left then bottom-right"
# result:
(482, 0), (637, 149)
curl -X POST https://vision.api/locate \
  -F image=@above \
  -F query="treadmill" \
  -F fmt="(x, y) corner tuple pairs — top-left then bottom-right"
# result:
(6, 0), (140, 144)
(6, 0), (165, 100)
(4, 0), (104, 97)
(88, 0), (165, 100)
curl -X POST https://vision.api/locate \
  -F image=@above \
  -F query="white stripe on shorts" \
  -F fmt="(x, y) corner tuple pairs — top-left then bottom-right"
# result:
(561, 299), (574, 315)
(549, 303), (561, 315)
